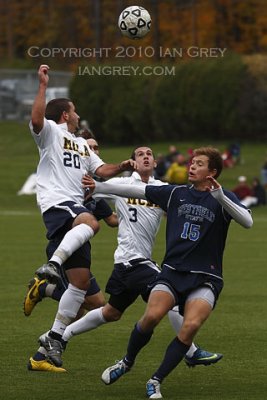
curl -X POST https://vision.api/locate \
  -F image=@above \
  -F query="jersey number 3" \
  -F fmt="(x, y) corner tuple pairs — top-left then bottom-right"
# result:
(129, 207), (137, 222)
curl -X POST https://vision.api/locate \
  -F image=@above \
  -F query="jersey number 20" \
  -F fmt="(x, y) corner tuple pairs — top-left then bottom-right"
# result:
(63, 152), (81, 169)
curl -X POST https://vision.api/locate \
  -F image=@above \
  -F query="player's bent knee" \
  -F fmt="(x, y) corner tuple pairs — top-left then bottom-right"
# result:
(74, 212), (100, 234)
(102, 304), (122, 322)
(182, 319), (201, 336)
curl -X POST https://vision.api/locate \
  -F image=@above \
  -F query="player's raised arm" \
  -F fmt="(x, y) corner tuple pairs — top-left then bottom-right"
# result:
(31, 65), (50, 134)
(95, 158), (137, 179)
(206, 176), (253, 229)
(82, 175), (147, 200)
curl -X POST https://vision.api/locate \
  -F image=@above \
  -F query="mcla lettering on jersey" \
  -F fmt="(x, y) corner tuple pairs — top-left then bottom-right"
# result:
(63, 137), (90, 157)
(127, 198), (160, 208)
(178, 203), (215, 223)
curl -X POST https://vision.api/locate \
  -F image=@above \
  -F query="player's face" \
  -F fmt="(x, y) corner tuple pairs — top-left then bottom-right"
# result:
(64, 102), (80, 133)
(134, 147), (156, 173)
(188, 155), (216, 185)
(87, 138), (99, 155)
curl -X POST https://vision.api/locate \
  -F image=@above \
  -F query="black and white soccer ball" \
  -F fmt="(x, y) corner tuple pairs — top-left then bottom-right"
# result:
(118, 6), (152, 39)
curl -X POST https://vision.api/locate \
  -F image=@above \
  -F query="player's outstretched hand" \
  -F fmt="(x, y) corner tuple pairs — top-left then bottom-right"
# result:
(82, 174), (96, 199)
(119, 159), (137, 172)
(38, 64), (50, 86)
(205, 176), (221, 192)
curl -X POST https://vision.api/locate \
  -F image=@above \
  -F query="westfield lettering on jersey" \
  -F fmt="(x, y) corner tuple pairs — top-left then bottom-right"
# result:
(177, 203), (215, 223)
(127, 198), (160, 208)
(63, 137), (90, 157)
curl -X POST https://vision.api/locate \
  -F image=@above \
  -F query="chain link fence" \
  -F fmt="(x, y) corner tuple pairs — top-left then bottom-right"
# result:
(0, 69), (72, 120)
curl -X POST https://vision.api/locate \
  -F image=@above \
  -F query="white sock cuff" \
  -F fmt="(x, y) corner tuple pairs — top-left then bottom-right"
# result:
(99, 307), (107, 323)
(77, 223), (95, 240)
(68, 283), (87, 296)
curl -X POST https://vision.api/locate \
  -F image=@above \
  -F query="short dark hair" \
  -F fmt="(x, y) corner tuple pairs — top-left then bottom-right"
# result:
(79, 128), (95, 140)
(45, 98), (72, 123)
(193, 147), (223, 178)
(131, 146), (155, 160)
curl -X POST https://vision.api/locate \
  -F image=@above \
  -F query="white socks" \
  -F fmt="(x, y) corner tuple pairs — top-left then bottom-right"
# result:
(50, 224), (94, 265)
(168, 306), (197, 357)
(62, 307), (107, 342)
(51, 284), (87, 336)
(45, 284), (56, 297)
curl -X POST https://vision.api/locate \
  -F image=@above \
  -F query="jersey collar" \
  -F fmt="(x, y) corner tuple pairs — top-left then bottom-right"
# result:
(132, 171), (155, 183)
(58, 122), (68, 131)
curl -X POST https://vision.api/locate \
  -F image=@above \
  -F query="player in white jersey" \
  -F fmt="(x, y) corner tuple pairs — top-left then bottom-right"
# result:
(25, 136), (119, 372)
(30, 65), (136, 369)
(47, 147), (222, 369)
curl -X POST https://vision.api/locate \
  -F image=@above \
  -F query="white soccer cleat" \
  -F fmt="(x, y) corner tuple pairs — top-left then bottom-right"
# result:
(101, 359), (130, 385)
(146, 378), (163, 399)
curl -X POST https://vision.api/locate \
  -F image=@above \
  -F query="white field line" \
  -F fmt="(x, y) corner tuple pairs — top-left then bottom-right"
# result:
(0, 210), (39, 216)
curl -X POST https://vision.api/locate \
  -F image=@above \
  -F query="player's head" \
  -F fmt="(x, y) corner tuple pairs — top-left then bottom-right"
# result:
(87, 138), (99, 155)
(45, 98), (80, 133)
(131, 146), (156, 175)
(79, 128), (95, 140)
(189, 147), (223, 182)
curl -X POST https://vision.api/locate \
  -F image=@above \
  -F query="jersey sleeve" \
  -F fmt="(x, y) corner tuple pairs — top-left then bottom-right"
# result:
(223, 189), (248, 207)
(94, 199), (113, 220)
(86, 150), (105, 175)
(222, 188), (249, 220)
(145, 184), (174, 211)
(29, 118), (55, 149)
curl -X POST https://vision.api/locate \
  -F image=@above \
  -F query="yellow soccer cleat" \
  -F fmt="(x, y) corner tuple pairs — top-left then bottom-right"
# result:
(27, 357), (67, 372)
(23, 277), (46, 316)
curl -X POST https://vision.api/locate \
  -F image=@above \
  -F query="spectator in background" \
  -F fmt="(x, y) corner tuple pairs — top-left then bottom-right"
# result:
(221, 147), (234, 168)
(165, 145), (180, 168)
(221, 143), (241, 168)
(164, 153), (188, 185)
(154, 153), (168, 180)
(232, 176), (266, 208)
(260, 158), (267, 189)
(251, 177), (266, 206)
(232, 176), (252, 200)
(229, 143), (241, 165)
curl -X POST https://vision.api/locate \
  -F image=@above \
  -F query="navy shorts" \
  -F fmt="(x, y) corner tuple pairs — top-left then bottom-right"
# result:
(152, 266), (224, 315)
(44, 201), (98, 296)
(43, 201), (94, 269)
(43, 201), (92, 240)
(106, 259), (160, 313)
(46, 239), (100, 297)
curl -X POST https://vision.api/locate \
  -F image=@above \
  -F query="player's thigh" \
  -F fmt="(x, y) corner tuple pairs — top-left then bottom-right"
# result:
(66, 267), (91, 289)
(183, 287), (214, 326)
(140, 290), (174, 329)
(72, 211), (99, 232)
(83, 291), (106, 310)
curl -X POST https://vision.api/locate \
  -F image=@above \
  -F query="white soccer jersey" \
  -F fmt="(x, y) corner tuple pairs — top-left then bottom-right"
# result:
(102, 172), (167, 264)
(30, 119), (104, 213)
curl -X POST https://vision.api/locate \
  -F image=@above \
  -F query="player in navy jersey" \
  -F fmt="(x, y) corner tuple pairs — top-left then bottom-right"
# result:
(29, 64), (136, 370)
(83, 146), (253, 399)
(26, 146), (222, 372)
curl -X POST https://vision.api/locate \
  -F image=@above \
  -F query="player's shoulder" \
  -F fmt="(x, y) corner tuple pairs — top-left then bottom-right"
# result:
(150, 177), (168, 187)
(221, 187), (240, 203)
(107, 176), (132, 185)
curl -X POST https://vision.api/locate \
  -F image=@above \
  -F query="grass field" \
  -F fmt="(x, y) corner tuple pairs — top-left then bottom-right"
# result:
(0, 121), (267, 400)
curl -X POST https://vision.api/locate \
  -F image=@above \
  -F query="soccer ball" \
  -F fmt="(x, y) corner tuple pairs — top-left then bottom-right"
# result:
(118, 6), (152, 39)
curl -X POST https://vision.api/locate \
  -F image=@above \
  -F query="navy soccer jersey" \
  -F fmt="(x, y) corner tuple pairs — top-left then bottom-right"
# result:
(145, 184), (245, 280)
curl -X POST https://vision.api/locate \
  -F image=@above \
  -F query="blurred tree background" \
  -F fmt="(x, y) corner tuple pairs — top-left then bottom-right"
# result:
(1, 0), (267, 143)
(1, 0), (267, 66)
